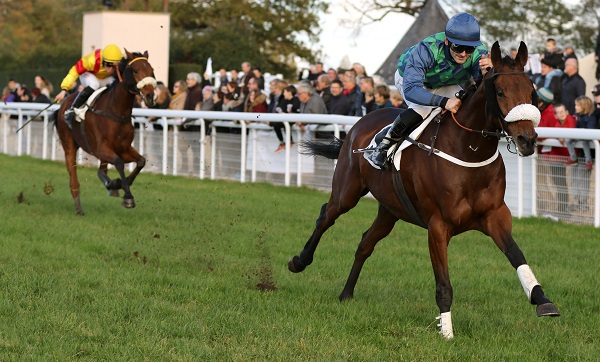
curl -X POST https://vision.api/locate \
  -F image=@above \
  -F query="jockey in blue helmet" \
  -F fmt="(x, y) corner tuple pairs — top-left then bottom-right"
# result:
(368, 13), (492, 170)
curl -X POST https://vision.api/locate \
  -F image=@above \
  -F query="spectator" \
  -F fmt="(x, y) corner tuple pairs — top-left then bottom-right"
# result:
(561, 58), (586, 115)
(592, 84), (600, 127)
(553, 104), (577, 213)
(230, 69), (240, 83)
(358, 76), (375, 116)
(352, 62), (368, 81)
(222, 93), (235, 111)
(218, 68), (229, 86)
(541, 38), (564, 71)
(535, 57), (562, 103)
(183, 72), (204, 111)
(30, 87), (50, 104)
(595, 31), (600, 81)
(268, 79), (293, 153)
(374, 85), (393, 110)
(34, 75), (53, 98)
(16, 86), (31, 102)
(146, 83), (171, 125)
(326, 68), (338, 82)
(315, 74), (332, 110)
(362, 90), (376, 114)
(240, 61), (255, 88)
(298, 83), (327, 114)
(281, 85), (301, 115)
(225, 81), (244, 112)
(243, 78), (264, 112)
(328, 79), (351, 115)
(535, 87), (558, 214)
(246, 89), (268, 114)
(299, 62), (326, 86)
(390, 89), (407, 109)
(565, 96), (596, 171)
(197, 86), (214, 111)
(510, 48), (518, 59)
(1, 87), (13, 102)
(169, 80), (188, 110)
(7, 78), (20, 93)
(212, 90), (224, 112)
(342, 72), (362, 116)
(563, 43), (577, 63)
(252, 67), (265, 90)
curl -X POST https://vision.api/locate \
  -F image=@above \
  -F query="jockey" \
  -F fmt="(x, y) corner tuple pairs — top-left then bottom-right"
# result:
(54, 44), (124, 128)
(368, 13), (492, 169)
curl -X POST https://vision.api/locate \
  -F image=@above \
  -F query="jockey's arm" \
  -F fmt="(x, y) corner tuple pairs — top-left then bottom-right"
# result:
(56, 51), (99, 103)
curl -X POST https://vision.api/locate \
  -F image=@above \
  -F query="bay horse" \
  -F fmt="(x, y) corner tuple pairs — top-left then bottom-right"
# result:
(288, 42), (559, 338)
(56, 50), (156, 215)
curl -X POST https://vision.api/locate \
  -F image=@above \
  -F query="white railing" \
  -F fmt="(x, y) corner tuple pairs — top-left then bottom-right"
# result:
(1, 102), (598, 227)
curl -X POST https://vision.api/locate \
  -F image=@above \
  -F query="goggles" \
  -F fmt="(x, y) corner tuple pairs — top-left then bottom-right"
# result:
(102, 61), (116, 68)
(449, 42), (476, 55)
(592, 90), (600, 96)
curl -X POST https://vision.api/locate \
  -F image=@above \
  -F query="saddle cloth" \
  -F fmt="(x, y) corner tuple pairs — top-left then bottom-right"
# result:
(73, 87), (107, 122)
(362, 108), (442, 170)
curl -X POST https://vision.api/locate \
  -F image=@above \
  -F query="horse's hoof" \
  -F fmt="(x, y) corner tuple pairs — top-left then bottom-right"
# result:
(288, 256), (306, 273)
(339, 292), (353, 302)
(75, 210), (85, 216)
(122, 198), (136, 208)
(108, 189), (120, 197)
(537, 303), (560, 317)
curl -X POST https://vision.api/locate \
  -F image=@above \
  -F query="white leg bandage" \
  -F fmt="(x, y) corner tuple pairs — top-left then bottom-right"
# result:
(517, 264), (541, 302)
(436, 311), (454, 339)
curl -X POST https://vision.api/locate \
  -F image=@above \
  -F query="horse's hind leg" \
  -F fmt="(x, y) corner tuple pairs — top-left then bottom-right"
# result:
(97, 162), (120, 197)
(60, 134), (84, 215)
(288, 182), (366, 273)
(427, 218), (454, 338)
(339, 205), (398, 301)
(484, 205), (560, 317)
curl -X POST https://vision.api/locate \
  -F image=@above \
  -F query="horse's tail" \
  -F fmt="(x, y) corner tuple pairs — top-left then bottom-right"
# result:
(51, 110), (59, 128)
(300, 137), (344, 160)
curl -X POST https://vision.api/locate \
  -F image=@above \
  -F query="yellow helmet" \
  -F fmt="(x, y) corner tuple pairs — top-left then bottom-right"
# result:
(102, 44), (123, 63)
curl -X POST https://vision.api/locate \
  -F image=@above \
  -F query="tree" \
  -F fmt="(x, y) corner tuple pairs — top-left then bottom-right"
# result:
(169, 0), (328, 78)
(340, 0), (600, 56)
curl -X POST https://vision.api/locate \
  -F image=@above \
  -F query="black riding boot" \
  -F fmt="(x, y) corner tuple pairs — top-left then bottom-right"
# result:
(367, 109), (423, 169)
(64, 86), (95, 129)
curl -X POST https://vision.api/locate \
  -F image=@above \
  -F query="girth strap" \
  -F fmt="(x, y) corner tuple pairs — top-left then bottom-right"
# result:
(391, 170), (428, 229)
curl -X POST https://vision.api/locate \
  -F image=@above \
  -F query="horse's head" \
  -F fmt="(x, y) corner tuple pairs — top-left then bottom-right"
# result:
(485, 41), (539, 156)
(122, 49), (157, 107)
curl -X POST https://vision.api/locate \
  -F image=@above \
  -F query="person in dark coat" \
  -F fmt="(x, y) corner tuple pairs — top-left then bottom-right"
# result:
(561, 58), (586, 115)
(327, 80), (351, 115)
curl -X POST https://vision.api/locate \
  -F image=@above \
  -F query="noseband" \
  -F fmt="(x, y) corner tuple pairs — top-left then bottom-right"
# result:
(118, 57), (157, 96)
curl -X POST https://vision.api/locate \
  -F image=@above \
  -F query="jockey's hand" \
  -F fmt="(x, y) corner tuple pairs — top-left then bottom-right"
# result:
(480, 53), (492, 75)
(445, 97), (462, 113)
(55, 90), (67, 103)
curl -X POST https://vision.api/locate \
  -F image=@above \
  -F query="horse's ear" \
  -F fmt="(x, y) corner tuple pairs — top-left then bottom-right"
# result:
(516, 41), (528, 68)
(124, 49), (133, 59)
(490, 41), (502, 68)
(143, 51), (149, 59)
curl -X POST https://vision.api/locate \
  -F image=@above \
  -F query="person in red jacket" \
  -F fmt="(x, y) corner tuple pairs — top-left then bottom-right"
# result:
(55, 44), (124, 128)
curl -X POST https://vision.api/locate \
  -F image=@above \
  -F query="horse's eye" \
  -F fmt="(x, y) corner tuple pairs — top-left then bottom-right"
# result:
(496, 89), (505, 98)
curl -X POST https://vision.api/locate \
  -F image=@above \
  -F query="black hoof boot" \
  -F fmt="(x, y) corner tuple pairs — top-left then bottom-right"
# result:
(288, 255), (306, 273)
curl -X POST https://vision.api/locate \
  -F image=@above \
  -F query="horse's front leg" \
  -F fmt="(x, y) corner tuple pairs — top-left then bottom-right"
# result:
(339, 204), (398, 301)
(484, 205), (560, 317)
(428, 218), (454, 339)
(121, 147), (146, 186)
(97, 162), (120, 197)
(111, 157), (135, 208)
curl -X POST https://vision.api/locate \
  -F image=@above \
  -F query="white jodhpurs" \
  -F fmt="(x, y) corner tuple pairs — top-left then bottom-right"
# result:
(394, 70), (462, 119)
(79, 72), (115, 90)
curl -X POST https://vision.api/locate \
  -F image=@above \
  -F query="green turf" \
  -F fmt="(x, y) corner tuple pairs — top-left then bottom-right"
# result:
(0, 154), (597, 361)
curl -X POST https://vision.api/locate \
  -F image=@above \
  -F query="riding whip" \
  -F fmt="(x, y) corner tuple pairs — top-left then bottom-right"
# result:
(15, 102), (57, 133)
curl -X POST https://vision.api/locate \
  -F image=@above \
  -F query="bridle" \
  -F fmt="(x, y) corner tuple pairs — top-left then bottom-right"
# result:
(117, 56), (157, 97)
(448, 68), (539, 154)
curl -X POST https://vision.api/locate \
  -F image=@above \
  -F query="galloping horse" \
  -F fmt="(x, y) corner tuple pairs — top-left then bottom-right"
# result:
(56, 50), (156, 215)
(288, 42), (559, 338)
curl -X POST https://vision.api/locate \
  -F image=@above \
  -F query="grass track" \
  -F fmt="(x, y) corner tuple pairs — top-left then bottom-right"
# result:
(0, 154), (598, 361)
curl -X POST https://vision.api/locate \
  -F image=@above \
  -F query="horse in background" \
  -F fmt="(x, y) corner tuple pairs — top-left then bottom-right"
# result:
(55, 50), (156, 215)
(288, 41), (559, 338)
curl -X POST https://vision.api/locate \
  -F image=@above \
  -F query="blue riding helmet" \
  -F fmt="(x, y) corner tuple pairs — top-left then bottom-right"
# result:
(445, 13), (482, 47)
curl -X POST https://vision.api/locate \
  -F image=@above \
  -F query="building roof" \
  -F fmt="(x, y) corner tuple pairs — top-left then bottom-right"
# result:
(375, 0), (448, 84)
